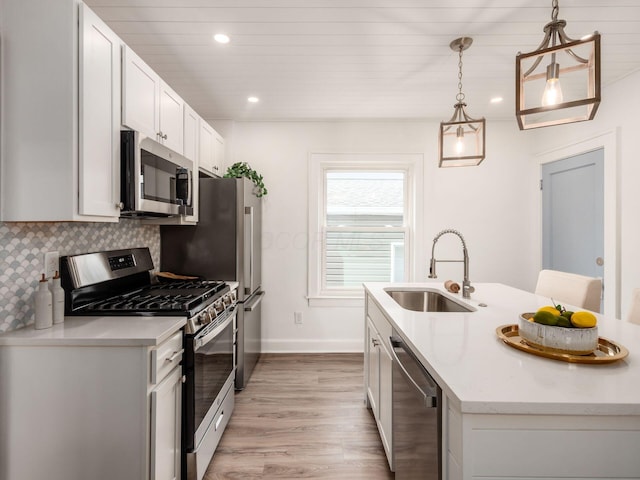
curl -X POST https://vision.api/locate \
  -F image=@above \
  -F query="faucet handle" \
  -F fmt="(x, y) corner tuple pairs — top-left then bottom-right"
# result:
(429, 258), (437, 279)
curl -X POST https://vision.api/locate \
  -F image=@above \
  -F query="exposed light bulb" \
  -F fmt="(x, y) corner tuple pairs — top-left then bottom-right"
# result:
(542, 63), (563, 106)
(455, 126), (465, 155)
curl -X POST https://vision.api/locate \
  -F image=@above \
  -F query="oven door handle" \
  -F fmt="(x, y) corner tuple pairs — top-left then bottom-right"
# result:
(195, 307), (236, 351)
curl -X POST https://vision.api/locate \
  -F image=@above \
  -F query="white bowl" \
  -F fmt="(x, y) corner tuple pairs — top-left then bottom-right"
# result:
(519, 313), (598, 355)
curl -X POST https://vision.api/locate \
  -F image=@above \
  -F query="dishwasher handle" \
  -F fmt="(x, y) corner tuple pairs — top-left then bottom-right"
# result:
(390, 336), (438, 408)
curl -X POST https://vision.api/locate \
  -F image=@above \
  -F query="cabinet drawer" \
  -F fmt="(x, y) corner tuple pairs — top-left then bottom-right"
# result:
(151, 330), (183, 384)
(367, 296), (392, 345)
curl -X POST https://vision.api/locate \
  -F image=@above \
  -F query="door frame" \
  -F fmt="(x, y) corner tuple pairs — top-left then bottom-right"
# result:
(535, 130), (619, 317)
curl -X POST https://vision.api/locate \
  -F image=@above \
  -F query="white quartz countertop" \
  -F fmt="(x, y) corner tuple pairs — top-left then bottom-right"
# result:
(0, 315), (186, 347)
(365, 282), (640, 416)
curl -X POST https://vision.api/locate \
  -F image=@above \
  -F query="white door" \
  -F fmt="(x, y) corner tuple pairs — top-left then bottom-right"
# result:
(78, 4), (121, 218)
(542, 149), (604, 282)
(122, 46), (160, 139)
(150, 366), (182, 480)
(159, 81), (184, 154)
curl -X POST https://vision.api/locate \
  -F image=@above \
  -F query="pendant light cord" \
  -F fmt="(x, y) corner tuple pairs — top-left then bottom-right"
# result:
(551, 0), (559, 22)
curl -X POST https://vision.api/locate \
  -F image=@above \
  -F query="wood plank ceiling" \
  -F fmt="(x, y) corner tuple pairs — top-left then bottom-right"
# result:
(84, 0), (640, 121)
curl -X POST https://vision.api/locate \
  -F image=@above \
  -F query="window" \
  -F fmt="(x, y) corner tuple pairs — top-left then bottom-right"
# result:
(308, 153), (422, 304)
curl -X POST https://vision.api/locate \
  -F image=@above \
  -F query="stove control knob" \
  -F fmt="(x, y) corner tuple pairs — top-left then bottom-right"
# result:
(185, 319), (197, 335)
(199, 310), (211, 325)
(214, 299), (224, 314)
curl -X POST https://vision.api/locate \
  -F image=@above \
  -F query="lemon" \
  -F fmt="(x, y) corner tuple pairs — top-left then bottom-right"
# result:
(571, 311), (597, 328)
(533, 310), (559, 326)
(537, 305), (561, 316)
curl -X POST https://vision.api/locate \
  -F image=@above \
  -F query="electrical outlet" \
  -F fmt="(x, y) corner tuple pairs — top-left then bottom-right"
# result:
(44, 251), (60, 279)
(294, 311), (303, 325)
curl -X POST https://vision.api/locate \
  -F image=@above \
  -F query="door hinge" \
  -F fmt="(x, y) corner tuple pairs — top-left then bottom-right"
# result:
(539, 179), (543, 190)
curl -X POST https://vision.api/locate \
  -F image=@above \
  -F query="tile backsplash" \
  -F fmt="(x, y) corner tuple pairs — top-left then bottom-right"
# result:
(0, 220), (160, 333)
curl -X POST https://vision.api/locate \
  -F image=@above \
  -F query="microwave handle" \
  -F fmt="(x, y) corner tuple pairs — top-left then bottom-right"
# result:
(187, 167), (193, 209)
(178, 168), (194, 216)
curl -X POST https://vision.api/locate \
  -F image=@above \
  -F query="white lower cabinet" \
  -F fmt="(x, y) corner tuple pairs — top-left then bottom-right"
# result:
(151, 365), (183, 480)
(444, 398), (640, 480)
(364, 295), (394, 470)
(0, 328), (184, 480)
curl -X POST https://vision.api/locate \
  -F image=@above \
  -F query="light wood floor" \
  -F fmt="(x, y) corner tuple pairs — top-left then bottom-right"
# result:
(204, 353), (395, 480)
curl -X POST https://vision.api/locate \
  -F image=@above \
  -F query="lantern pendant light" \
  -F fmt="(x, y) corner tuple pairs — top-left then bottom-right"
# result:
(516, 0), (600, 130)
(439, 37), (485, 168)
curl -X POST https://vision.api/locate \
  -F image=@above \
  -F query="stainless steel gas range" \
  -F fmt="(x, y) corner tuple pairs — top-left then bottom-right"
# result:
(60, 247), (236, 480)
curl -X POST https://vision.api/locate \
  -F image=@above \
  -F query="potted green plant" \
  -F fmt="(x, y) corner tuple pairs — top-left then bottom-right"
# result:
(223, 162), (268, 198)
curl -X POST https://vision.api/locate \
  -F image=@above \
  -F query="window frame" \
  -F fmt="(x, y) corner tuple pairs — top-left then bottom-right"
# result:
(308, 153), (423, 306)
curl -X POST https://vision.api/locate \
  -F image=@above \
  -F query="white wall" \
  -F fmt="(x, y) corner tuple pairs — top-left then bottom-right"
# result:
(228, 119), (538, 352)
(530, 68), (640, 320)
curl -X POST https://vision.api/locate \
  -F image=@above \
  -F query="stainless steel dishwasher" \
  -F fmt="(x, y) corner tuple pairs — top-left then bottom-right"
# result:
(390, 332), (442, 479)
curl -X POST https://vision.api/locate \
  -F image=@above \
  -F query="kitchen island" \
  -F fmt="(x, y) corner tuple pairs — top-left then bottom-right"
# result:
(365, 282), (640, 480)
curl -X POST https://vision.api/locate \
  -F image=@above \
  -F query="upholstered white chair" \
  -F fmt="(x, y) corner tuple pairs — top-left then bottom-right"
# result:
(535, 269), (602, 313)
(626, 288), (640, 325)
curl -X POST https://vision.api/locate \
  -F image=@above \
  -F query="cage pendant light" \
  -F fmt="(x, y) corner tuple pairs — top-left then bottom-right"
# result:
(439, 37), (485, 168)
(516, 0), (600, 130)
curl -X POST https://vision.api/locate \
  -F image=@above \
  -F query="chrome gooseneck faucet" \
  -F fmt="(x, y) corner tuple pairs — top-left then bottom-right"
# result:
(428, 229), (475, 298)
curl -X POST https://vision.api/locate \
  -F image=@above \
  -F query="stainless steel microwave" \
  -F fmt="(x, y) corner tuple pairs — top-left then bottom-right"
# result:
(120, 130), (194, 218)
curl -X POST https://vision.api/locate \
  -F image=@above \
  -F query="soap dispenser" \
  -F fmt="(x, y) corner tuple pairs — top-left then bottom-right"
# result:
(34, 273), (53, 330)
(50, 270), (65, 324)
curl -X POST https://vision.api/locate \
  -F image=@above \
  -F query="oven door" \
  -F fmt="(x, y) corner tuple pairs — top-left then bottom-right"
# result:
(184, 307), (236, 452)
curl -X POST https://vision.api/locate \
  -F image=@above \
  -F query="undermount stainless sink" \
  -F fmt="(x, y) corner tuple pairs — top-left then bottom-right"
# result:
(385, 288), (475, 313)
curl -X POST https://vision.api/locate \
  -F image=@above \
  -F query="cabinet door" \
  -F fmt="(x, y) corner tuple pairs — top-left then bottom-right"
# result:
(78, 4), (121, 218)
(122, 46), (160, 139)
(159, 81), (184, 154)
(199, 120), (215, 175)
(212, 128), (225, 176)
(150, 366), (182, 480)
(378, 337), (393, 460)
(183, 104), (199, 162)
(366, 317), (380, 414)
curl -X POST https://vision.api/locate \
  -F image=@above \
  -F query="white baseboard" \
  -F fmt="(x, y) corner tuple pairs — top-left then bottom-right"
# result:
(261, 338), (363, 353)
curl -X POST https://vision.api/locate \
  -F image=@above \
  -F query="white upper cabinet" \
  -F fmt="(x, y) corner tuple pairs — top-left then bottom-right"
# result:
(78, 4), (121, 218)
(0, 0), (122, 222)
(198, 120), (215, 175)
(183, 104), (199, 162)
(213, 128), (225, 176)
(199, 120), (225, 177)
(121, 46), (160, 140)
(122, 46), (184, 155)
(159, 82), (184, 154)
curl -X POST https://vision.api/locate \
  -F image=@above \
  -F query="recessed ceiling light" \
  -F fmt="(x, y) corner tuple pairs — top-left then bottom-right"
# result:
(214, 33), (230, 44)
(490, 97), (503, 104)
(248, 96), (259, 103)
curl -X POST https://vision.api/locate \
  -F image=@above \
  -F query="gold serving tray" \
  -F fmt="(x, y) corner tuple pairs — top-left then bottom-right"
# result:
(496, 324), (629, 364)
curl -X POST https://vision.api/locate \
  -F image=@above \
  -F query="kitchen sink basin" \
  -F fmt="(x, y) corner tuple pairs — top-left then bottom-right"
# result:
(385, 288), (475, 313)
